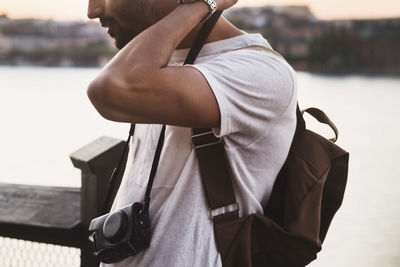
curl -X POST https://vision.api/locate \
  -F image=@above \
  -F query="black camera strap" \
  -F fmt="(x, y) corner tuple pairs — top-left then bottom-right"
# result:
(102, 123), (136, 214)
(102, 10), (223, 215)
(143, 124), (166, 212)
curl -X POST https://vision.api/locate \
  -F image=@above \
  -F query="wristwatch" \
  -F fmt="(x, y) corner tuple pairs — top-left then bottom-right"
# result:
(177, 0), (218, 23)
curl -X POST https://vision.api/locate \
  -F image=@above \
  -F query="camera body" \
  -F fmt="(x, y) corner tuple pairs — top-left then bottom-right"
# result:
(88, 202), (151, 263)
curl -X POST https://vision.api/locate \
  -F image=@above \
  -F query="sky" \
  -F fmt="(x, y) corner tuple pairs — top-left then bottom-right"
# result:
(1, 0), (400, 21)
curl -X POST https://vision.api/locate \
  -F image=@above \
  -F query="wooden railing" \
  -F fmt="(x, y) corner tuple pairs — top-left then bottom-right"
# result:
(0, 136), (126, 267)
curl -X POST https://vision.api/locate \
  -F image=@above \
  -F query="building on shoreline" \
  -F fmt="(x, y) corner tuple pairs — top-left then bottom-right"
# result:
(0, 14), (116, 67)
(1, 8), (399, 74)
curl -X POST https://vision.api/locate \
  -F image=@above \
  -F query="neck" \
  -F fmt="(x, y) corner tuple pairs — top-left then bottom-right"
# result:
(176, 16), (244, 49)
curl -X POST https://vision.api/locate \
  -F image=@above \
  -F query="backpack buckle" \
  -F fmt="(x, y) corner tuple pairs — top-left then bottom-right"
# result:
(192, 131), (222, 149)
(209, 202), (239, 219)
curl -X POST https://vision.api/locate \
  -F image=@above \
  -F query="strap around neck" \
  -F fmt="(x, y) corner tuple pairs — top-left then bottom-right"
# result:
(184, 11), (223, 65)
(142, 11), (224, 210)
(102, 11), (223, 215)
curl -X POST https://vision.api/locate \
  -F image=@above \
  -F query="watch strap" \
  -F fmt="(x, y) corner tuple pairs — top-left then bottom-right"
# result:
(200, 0), (217, 23)
(177, 0), (217, 23)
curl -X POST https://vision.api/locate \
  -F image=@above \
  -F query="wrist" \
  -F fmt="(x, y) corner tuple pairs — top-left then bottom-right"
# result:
(199, 0), (217, 23)
(177, 0), (217, 24)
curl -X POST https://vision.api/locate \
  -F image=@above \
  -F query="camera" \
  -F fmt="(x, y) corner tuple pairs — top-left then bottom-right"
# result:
(88, 202), (151, 263)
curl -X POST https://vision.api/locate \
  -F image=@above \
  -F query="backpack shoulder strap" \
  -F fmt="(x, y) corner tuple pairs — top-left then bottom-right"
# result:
(192, 129), (239, 221)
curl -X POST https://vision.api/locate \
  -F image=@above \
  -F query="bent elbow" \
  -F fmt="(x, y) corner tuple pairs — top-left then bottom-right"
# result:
(87, 75), (106, 105)
(86, 74), (119, 120)
(86, 67), (156, 122)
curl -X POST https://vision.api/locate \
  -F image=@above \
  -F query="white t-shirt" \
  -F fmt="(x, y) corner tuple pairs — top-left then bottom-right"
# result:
(104, 33), (297, 267)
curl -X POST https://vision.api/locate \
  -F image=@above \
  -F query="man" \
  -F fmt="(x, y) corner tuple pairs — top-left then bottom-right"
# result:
(87, 0), (297, 266)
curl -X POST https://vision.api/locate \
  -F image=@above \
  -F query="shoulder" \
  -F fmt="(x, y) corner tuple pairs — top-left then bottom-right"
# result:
(192, 47), (296, 115)
(189, 46), (297, 141)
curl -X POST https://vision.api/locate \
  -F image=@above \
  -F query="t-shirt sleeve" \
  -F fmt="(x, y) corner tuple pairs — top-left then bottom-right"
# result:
(189, 49), (295, 147)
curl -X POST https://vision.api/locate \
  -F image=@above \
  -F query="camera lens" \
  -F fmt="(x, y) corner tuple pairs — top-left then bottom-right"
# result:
(103, 210), (128, 243)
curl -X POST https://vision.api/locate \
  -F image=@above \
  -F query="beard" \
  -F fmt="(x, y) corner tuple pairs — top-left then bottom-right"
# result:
(111, 0), (159, 50)
(113, 28), (140, 49)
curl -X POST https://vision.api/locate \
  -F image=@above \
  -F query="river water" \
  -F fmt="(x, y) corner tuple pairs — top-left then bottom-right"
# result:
(0, 66), (399, 266)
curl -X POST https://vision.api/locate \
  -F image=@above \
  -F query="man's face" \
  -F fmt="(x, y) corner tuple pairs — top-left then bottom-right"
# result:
(87, 0), (174, 49)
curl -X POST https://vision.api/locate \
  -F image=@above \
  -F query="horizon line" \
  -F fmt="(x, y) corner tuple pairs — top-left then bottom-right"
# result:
(1, 4), (400, 22)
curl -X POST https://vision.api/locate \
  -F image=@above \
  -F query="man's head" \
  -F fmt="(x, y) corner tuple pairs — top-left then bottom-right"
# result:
(87, 0), (176, 49)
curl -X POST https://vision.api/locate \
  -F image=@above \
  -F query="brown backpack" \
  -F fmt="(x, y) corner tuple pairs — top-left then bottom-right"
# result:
(192, 103), (349, 266)
(186, 12), (349, 266)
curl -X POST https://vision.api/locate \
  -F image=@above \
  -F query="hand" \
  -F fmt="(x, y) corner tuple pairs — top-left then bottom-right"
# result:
(214, 0), (238, 11)
(181, 0), (238, 11)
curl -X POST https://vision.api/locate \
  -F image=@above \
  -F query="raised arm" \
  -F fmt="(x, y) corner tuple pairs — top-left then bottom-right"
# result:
(87, 0), (238, 128)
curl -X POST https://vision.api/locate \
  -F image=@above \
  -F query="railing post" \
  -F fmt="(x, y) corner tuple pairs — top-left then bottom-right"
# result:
(70, 136), (126, 267)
